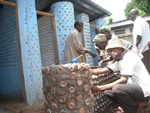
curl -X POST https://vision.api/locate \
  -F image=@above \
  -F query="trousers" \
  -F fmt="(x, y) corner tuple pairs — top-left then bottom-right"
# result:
(104, 84), (149, 113)
(142, 49), (150, 74)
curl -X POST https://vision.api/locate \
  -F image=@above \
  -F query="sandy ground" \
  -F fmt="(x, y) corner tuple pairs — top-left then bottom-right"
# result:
(0, 96), (46, 113)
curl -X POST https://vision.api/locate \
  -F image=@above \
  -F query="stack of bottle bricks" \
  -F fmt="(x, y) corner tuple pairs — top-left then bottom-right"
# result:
(91, 66), (121, 113)
(42, 63), (94, 113)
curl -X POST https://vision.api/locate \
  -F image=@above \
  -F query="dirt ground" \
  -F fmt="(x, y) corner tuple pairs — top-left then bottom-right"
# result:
(0, 96), (46, 113)
(1, 96), (150, 113)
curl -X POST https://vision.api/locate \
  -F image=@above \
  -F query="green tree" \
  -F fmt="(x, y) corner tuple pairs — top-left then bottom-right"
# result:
(107, 17), (113, 24)
(124, 0), (150, 19)
(138, 10), (146, 17)
(125, 1), (134, 19)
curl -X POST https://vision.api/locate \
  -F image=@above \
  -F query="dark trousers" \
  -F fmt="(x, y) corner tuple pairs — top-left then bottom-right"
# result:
(104, 84), (149, 113)
(142, 49), (150, 74)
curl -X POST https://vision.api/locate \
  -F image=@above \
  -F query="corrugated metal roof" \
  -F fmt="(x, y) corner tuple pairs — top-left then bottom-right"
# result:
(108, 16), (150, 28)
(35, 0), (112, 22)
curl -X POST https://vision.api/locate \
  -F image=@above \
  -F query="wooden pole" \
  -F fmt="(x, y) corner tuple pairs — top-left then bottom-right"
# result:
(0, 0), (17, 7)
(37, 10), (59, 64)
(37, 11), (54, 18)
(51, 17), (60, 64)
(15, 7), (26, 102)
(82, 30), (86, 62)
(0, 0), (26, 102)
(76, 54), (83, 59)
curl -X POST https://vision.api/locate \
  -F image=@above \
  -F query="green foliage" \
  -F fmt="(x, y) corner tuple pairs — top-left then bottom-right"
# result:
(107, 17), (113, 24)
(124, 0), (149, 19)
(124, 2), (134, 19)
(139, 10), (146, 17)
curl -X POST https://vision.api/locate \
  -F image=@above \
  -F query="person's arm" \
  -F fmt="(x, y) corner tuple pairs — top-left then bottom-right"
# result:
(72, 33), (97, 57)
(96, 48), (100, 54)
(136, 35), (142, 47)
(91, 76), (128, 93)
(85, 49), (97, 57)
(134, 21), (142, 48)
(91, 61), (118, 75)
(95, 48), (101, 62)
(90, 67), (112, 75)
(95, 28), (100, 34)
(98, 56), (113, 67)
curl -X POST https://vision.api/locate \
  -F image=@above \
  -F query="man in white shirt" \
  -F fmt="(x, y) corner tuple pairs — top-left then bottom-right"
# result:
(93, 29), (133, 67)
(91, 38), (150, 113)
(129, 9), (150, 73)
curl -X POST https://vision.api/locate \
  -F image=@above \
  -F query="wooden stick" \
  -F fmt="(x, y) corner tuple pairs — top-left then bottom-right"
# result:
(76, 54), (83, 59)
(0, 0), (17, 7)
(37, 11), (54, 18)
(52, 17), (60, 64)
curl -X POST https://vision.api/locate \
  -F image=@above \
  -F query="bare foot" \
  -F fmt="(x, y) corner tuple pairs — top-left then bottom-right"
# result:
(112, 107), (124, 113)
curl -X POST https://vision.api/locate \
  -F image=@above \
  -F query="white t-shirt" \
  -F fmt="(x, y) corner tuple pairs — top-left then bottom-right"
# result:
(107, 51), (150, 97)
(133, 16), (150, 53)
(111, 34), (118, 39)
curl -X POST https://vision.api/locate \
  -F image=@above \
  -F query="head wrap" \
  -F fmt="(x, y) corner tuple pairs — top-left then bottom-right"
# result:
(100, 26), (111, 34)
(93, 34), (107, 44)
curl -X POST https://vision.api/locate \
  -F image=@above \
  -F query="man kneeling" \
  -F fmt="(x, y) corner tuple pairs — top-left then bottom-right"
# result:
(90, 38), (150, 113)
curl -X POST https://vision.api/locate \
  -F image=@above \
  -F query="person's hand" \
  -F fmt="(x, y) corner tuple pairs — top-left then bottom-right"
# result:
(85, 50), (97, 57)
(98, 60), (103, 67)
(90, 52), (97, 57)
(90, 68), (103, 75)
(91, 86), (103, 93)
(100, 50), (105, 57)
(148, 41), (150, 48)
(90, 68), (98, 75)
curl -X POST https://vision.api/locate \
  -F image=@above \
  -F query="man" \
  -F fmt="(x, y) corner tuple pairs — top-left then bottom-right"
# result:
(93, 28), (132, 67)
(100, 28), (133, 50)
(63, 20), (97, 63)
(129, 9), (150, 73)
(93, 27), (114, 58)
(100, 27), (118, 40)
(91, 38), (150, 113)
(93, 33), (113, 67)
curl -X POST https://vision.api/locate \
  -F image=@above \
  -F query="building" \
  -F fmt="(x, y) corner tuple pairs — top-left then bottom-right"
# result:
(108, 16), (150, 35)
(0, 0), (111, 105)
